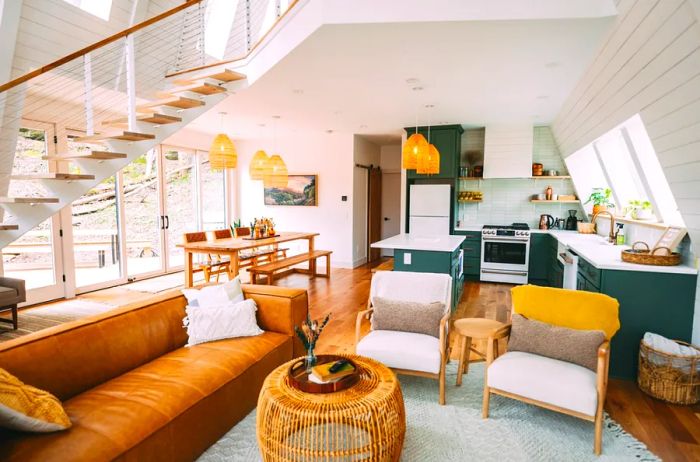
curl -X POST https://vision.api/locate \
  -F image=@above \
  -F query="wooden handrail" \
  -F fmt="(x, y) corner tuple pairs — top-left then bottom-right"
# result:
(0, 0), (204, 94)
(165, 0), (300, 79)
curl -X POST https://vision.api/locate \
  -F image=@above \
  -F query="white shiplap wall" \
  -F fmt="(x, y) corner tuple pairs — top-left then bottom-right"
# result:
(551, 0), (700, 343)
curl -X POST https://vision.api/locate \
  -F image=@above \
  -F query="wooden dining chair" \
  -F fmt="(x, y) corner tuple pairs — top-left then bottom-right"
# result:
(233, 227), (251, 238)
(184, 232), (230, 283)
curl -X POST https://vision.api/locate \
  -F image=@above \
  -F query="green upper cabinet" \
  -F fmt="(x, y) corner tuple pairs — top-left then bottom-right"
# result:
(404, 124), (463, 179)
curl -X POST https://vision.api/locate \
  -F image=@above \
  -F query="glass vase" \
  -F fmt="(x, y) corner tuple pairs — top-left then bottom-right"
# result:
(305, 346), (317, 373)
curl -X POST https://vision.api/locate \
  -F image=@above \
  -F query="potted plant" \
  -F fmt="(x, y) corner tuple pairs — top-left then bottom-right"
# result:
(585, 188), (614, 215)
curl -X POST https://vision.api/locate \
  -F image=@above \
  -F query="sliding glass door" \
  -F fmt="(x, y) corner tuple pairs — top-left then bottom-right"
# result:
(163, 147), (198, 270)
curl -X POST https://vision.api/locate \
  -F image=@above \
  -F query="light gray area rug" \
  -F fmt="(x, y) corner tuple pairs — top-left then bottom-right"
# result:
(199, 363), (658, 462)
(124, 272), (202, 293)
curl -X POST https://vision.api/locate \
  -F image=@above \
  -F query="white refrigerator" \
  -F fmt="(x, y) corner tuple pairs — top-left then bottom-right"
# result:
(409, 184), (451, 235)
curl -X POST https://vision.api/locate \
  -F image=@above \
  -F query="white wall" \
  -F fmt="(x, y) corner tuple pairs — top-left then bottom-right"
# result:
(234, 131), (355, 268)
(551, 0), (700, 343)
(380, 144), (401, 172)
(352, 135), (381, 267)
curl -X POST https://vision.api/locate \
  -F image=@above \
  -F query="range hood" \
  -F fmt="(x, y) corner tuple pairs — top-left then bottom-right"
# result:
(483, 125), (534, 178)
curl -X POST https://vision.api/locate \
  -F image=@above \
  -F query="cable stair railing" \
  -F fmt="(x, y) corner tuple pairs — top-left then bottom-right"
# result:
(0, 0), (297, 250)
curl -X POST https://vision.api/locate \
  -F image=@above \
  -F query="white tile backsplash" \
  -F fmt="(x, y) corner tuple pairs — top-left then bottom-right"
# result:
(458, 126), (584, 228)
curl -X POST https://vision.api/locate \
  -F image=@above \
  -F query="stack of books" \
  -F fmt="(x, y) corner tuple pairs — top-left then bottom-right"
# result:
(309, 360), (355, 384)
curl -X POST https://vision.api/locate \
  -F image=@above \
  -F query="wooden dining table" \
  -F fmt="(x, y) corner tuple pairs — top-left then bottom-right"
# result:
(177, 231), (319, 288)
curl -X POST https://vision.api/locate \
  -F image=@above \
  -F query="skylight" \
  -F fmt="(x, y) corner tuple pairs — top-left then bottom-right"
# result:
(566, 114), (684, 226)
(204, 0), (239, 60)
(62, 0), (112, 21)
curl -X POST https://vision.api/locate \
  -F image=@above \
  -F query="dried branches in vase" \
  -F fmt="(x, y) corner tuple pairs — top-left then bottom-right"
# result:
(295, 313), (331, 372)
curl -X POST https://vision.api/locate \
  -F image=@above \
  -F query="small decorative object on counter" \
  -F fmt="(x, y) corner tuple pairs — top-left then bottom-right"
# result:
(547, 169), (558, 176)
(545, 185), (553, 201)
(295, 313), (331, 373)
(638, 333), (699, 405)
(472, 165), (483, 177)
(532, 163), (543, 176)
(577, 222), (596, 234)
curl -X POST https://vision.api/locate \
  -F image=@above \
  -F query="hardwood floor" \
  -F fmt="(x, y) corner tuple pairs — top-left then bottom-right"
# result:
(16, 262), (700, 461)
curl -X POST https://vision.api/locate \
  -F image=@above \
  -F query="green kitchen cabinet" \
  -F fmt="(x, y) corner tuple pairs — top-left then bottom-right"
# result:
(574, 265), (698, 380)
(455, 231), (481, 281)
(404, 125), (463, 179)
(528, 233), (554, 286)
(393, 247), (464, 310)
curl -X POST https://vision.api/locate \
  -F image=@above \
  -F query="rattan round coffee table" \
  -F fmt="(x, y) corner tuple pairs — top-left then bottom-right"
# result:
(256, 354), (406, 461)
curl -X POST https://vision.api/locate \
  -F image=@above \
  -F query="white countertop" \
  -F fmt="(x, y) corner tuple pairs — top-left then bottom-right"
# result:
(371, 234), (466, 252)
(549, 231), (698, 275)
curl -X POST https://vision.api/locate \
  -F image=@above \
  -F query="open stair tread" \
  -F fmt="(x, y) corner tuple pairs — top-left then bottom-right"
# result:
(0, 224), (19, 230)
(0, 197), (59, 204)
(43, 151), (128, 161)
(170, 82), (227, 95)
(137, 96), (205, 111)
(102, 113), (182, 126)
(11, 173), (95, 181)
(174, 68), (246, 85)
(75, 131), (156, 142)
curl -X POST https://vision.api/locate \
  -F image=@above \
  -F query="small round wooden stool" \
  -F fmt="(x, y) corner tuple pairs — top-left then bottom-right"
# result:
(453, 318), (505, 386)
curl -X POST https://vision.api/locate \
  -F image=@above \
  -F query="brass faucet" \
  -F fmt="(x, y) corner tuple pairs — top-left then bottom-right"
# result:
(592, 211), (616, 243)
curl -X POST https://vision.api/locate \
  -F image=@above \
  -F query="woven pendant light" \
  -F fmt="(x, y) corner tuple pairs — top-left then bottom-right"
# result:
(249, 150), (270, 180)
(209, 112), (237, 170)
(263, 154), (288, 188)
(417, 143), (440, 174)
(402, 133), (428, 170)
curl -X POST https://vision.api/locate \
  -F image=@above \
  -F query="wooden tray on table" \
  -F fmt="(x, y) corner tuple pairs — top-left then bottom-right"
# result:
(287, 354), (359, 394)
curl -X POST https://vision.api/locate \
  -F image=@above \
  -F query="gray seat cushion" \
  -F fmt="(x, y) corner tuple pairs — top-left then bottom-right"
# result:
(0, 286), (20, 305)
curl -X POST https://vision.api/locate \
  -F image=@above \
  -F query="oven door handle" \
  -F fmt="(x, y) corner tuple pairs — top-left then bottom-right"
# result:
(482, 236), (530, 242)
(481, 269), (529, 276)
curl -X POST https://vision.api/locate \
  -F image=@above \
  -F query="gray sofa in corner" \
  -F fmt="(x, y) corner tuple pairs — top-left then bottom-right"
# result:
(0, 277), (25, 330)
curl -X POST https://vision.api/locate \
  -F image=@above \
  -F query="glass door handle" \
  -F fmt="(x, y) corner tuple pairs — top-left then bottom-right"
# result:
(165, 215), (170, 229)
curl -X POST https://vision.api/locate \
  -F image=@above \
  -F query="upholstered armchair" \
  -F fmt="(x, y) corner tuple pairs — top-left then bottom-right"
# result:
(0, 277), (26, 330)
(355, 271), (452, 404)
(482, 285), (620, 455)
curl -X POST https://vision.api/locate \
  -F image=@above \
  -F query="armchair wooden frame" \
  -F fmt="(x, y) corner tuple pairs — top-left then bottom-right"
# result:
(481, 316), (612, 455)
(355, 298), (451, 405)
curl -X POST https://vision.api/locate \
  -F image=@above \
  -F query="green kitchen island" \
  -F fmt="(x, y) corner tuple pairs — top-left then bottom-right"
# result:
(371, 234), (466, 310)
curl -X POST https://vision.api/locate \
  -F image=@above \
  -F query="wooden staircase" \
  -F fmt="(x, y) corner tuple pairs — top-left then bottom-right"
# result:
(0, 68), (246, 247)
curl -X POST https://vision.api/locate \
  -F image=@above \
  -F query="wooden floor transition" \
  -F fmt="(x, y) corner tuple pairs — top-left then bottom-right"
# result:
(8, 261), (700, 461)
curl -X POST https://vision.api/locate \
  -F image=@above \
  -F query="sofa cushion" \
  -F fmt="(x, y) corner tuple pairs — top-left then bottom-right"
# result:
(487, 351), (598, 416)
(356, 330), (441, 374)
(0, 286), (19, 305)
(0, 331), (291, 461)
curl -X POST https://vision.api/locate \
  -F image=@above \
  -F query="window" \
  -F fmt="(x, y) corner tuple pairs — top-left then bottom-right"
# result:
(204, 0), (239, 59)
(62, 0), (112, 20)
(565, 114), (684, 226)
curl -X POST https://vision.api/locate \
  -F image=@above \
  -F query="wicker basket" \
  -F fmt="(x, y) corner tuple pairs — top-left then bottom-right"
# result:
(577, 222), (596, 234)
(621, 241), (681, 266)
(638, 339), (700, 405)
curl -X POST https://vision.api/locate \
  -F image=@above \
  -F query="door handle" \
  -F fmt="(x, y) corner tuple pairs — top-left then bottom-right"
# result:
(165, 215), (170, 229)
(159, 215), (165, 230)
(384, 217), (390, 221)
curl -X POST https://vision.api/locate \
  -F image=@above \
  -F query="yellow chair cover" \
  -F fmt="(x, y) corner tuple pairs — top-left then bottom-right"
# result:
(511, 285), (620, 339)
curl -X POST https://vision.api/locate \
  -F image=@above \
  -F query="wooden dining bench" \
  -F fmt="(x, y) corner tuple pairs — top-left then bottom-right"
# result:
(248, 250), (332, 285)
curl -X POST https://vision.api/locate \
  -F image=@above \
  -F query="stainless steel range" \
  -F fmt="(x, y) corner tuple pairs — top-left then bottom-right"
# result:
(480, 223), (531, 284)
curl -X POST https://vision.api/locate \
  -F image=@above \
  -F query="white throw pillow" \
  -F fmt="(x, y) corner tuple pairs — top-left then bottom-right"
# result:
(184, 299), (263, 346)
(182, 277), (244, 308)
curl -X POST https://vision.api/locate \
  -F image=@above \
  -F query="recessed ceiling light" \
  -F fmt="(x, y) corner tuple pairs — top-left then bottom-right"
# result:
(425, 104), (435, 108)
(333, 111), (342, 116)
(406, 78), (419, 84)
(360, 124), (368, 129)
(326, 129), (334, 134)
(536, 95), (549, 100)
(532, 114), (541, 118)
(292, 89), (304, 94)
(272, 115), (281, 119)
(258, 123), (266, 127)
(412, 86), (423, 91)
(545, 62), (561, 68)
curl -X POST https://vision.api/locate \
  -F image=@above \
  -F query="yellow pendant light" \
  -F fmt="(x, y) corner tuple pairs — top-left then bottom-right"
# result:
(416, 104), (440, 175)
(209, 112), (237, 170)
(402, 132), (428, 169)
(263, 154), (288, 188)
(417, 143), (440, 174)
(249, 149), (270, 180)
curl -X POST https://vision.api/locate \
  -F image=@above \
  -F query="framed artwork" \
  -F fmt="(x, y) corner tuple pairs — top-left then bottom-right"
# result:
(264, 174), (318, 206)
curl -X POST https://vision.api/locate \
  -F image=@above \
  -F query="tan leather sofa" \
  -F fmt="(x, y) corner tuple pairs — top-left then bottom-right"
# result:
(0, 284), (308, 461)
